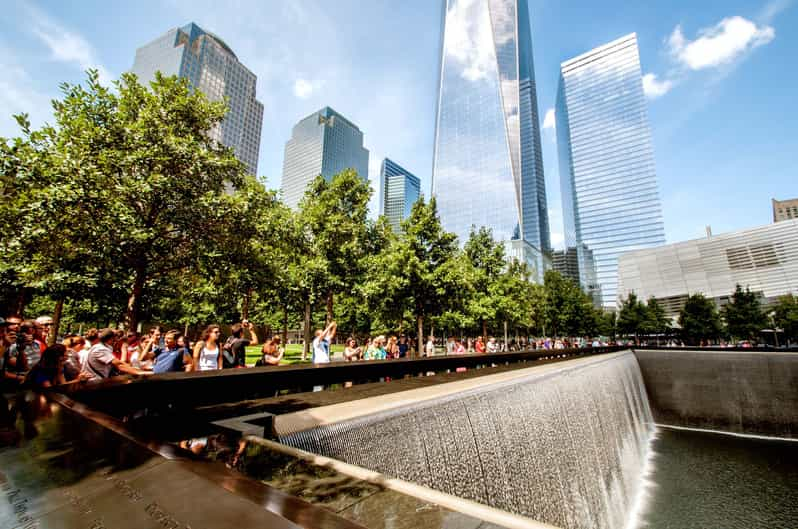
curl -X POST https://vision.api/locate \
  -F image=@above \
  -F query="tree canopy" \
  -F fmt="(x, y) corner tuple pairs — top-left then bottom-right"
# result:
(679, 293), (722, 345)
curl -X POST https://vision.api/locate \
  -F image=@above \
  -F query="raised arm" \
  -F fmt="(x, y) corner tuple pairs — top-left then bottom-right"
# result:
(248, 326), (259, 345)
(324, 321), (337, 341)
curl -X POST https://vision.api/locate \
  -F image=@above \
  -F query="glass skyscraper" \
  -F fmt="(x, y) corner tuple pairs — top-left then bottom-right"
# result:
(131, 23), (263, 176)
(381, 158), (421, 233)
(432, 0), (550, 280)
(281, 107), (369, 210)
(556, 33), (666, 309)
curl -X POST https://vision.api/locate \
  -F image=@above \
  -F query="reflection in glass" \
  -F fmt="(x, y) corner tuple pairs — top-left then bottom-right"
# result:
(556, 33), (666, 309)
(432, 0), (550, 279)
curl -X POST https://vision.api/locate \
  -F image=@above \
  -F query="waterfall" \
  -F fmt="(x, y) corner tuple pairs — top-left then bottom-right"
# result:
(279, 352), (654, 529)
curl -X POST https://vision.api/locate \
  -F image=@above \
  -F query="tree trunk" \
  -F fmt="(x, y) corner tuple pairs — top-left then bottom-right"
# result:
(282, 305), (289, 350)
(241, 288), (252, 321)
(50, 297), (64, 346)
(325, 291), (334, 325)
(125, 263), (147, 331)
(481, 319), (487, 345)
(417, 314), (424, 359)
(303, 301), (312, 361)
(13, 288), (27, 317)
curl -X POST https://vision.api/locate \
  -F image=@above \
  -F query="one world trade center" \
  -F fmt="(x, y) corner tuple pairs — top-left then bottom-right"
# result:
(432, 0), (551, 281)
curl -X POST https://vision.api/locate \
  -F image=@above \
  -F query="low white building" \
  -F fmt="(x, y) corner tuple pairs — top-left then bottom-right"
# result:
(617, 220), (798, 319)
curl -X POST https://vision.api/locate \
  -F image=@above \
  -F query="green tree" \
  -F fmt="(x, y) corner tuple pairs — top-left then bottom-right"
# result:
(617, 293), (648, 340)
(542, 270), (589, 336)
(678, 293), (722, 345)
(643, 297), (671, 344)
(300, 170), (372, 325)
(722, 284), (766, 341)
(365, 198), (465, 357)
(2, 71), (247, 330)
(597, 310), (617, 339)
(492, 261), (539, 340)
(463, 227), (506, 341)
(771, 294), (798, 345)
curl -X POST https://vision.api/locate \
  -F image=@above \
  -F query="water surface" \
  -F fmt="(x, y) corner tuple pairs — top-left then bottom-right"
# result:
(639, 427), (798, 529)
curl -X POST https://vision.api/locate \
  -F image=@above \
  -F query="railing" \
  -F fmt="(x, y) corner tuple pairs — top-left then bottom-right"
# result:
(66, 346), (624, 416)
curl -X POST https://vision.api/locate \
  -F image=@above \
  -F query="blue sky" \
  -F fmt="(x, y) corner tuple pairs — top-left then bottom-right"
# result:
(2, 0), (796, 248)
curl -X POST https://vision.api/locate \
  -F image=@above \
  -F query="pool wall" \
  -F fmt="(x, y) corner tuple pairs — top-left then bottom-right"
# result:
(633, 349), (798, 438)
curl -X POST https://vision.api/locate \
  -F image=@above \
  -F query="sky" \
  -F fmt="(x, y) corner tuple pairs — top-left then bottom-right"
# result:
(2, 0), (796, 249)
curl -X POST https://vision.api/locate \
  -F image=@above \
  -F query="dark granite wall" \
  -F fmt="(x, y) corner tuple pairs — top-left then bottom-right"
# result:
(633, 349), (798, 438)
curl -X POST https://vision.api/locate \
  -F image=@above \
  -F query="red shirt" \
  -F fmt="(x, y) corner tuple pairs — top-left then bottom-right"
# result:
(475, 341), (485, 353)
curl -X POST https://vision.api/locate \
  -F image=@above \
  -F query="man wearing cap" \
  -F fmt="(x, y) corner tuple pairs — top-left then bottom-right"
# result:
(34, 316), (53, 349)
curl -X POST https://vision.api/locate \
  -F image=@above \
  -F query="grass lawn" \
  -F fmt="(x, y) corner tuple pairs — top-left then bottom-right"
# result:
(245, 343), (346, 366)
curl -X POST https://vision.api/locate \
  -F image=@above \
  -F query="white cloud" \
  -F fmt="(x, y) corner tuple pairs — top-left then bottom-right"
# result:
(668, 16), (775, 71)
(293, 78), (325, 99)
(542, 108), (556, 130)
(550, 230), (564, 248)
(760, 0), (793, 24)
(0, 46), (54, 138)
(444, 0), (496, 82)
(29, 13), (113, 85)
(642, 73), (674, 99)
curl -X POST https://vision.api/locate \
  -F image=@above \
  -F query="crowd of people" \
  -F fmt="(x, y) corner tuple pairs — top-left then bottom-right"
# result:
(1, 309), (637, 391)
(0, 315), (266, 390)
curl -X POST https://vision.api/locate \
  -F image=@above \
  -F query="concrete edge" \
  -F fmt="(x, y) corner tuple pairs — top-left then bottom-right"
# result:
(274, 351), (632, 437)
(246, 435), (562, 529)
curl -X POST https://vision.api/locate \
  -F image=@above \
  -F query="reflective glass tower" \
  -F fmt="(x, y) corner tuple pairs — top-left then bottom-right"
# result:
(381, 159), (421, 233)
(281, 107), (369, 210)
(556, 33), (666, 309)
(432, 0), (550, 279)
(132, 23), (263, 175)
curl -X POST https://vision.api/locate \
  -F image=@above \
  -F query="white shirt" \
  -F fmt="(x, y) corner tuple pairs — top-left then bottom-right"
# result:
(198, 344), (220, 371)
(312, 337), (330, 364)
(425, 340), (435, 356)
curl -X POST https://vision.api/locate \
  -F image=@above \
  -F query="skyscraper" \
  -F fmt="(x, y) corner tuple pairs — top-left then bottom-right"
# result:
(556, 33), (666, 309)
(381, 159), (421, 233)
(281, 107), (369, 210)
(432, 0), (550, 280)
(131, 23), (263, 175)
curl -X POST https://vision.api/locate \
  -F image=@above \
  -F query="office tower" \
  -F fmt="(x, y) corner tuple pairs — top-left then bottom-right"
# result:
(132, 23), (263, 175)
(552, 244), (601, 304)
(381, 159), (421, 232)
(281, 107), (369, 210)
(618, 220), (798, 319)
(773, 198), (798, 223)
(556, 33), (666, 309)
(432, 0), (551, 280)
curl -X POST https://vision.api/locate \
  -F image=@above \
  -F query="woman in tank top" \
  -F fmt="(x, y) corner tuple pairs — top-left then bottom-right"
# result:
(192, 324), (222, 371)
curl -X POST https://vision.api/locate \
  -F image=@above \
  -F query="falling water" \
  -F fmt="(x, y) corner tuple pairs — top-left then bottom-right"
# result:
(280, 352), (654, 529)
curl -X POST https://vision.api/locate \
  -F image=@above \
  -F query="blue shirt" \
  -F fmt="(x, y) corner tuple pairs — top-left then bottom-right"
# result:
(152, 346), (188, 373)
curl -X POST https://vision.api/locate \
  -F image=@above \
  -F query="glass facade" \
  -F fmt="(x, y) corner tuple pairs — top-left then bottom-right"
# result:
(556, 33), (665, 309)
(281, 107), (369, 210)
(432, 0), (550, 263)
(131, 23), (263, 176)
(618, 220), (798, 319)
(381, 158), (421, 233)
